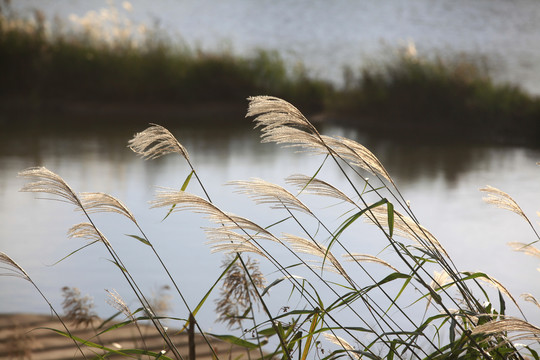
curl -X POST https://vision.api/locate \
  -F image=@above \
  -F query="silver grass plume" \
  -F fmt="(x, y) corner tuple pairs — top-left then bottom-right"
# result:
(322, 333), (360, 360)
(204, 228), (269, 258)
(323, 136), (393, 185)
(471, 318), (540, 343)
(128, 124), (189, 160)
(19, 167), (81, 208)
(342, 253), (399, 272)
(364, 206), (449, 258)
(151, 189), (274, 239)
(508, 242), (540, 259)
(0, 252), (30, 281)
(521, 293), (540, 309)
(426, 269), (451, 309)
(247, 96), (326, 151)
(80, 192), (137, 224)
(215, 255), (266, 329)
(430, 269), (451, 291)
(247, 96), (319, 135)
(475, 273), (521, 311)
(286, 174), (355, 205)
(480, 185), (529, 222)
(229, 178), (313, 215)
(282, 233), (353, 285)
(106, 289), (133, 319)
(61, 286), (99, 327)
(68, 222), (110, 246)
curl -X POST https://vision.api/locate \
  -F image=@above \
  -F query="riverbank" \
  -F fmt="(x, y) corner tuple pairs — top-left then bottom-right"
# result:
(2, 7), (540, 146)
(0, 313), (255, 360)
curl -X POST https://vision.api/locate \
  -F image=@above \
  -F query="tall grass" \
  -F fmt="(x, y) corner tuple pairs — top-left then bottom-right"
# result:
(3, 96), (540, 359)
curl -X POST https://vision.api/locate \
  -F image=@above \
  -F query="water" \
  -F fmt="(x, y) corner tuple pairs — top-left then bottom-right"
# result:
(11, 0), (540, 94)
(1, 120), (540, 333)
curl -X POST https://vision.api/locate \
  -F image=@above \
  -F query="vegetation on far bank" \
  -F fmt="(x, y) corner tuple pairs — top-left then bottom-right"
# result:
(1, 3), (540, 145)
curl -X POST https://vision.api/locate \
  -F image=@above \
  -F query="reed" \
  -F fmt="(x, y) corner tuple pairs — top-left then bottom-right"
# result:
(3, 96), (539, 359)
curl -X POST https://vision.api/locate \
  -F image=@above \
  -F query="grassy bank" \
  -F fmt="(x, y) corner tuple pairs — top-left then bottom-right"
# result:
(2, 6), (540, 145)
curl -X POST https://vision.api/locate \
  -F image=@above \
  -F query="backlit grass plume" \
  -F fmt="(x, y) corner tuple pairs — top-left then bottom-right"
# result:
(0, 252), (30, 281)
(18, 166), (82, 208)
(480, 185), (529, 222)
(215, 255), (266, 329)
(229, 178), (313, 215)
(62, 286), (99, 328)
(128, 123), (189, 160)
(80, 192), (137, 224)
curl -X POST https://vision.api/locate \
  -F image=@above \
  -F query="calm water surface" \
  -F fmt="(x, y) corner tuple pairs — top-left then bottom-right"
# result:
(1, 120), (540, 331)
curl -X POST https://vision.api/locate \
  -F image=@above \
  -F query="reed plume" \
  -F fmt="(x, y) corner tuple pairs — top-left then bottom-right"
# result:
(229, 178), (313, 215)
(472, 318), (540, 343)
(215, 255), (266, 329)
(79, 192), (137, 224)
(323, 333), (360, 360)
(286, 174), (355, 204)
(61, 286), (99, 328)
(282, 233), (352, 285)
(342, 253), (399, 272)
(67, 222), (110, 246)
(128, 123), (189, 160)
(18, 167), (82, 208)
(364, 205), (449, 258)
(0, 252), (30, 281)
(480, 185), (528, 222)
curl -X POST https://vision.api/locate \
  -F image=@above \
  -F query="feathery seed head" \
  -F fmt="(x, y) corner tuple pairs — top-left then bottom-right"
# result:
(322, 333), (360, 360)
(62, 286), (99, 327)
(283, 233), (352, 284)
(106, 289), (132, 319)
(18, 166), (81, 208)
(471, 318), (540, 343)
(430, 269), (450, 291)
(325, 136), (393, 184)
(343, 253), (399, 272)
(128, 124), (189, 160)
(286, 174), (355, 204)
(246, 96), (325, 152)
(80, 192), (137, 224)
(0, 252), (30, 281)
(480, 185), (528, 222)
(508, 242), (540, 259)
(68, 222), (110, 246)
(215, 255), (266, 329)
(230, 178), (313, 215)
(364, 206), (449, 258)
